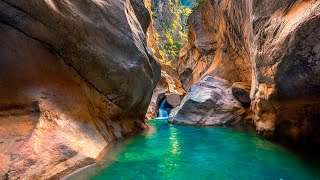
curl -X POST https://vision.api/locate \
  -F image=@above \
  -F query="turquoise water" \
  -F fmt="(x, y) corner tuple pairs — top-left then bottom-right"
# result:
(91, 120), (320, 180)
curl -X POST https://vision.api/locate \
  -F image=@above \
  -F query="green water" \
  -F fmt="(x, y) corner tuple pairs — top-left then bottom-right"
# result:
(90, 120), (320, 180)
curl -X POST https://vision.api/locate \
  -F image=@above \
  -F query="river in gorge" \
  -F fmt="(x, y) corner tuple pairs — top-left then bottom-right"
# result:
(67, 119), (320, 180)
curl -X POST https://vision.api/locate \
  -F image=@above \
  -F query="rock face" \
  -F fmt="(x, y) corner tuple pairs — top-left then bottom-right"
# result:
(0, 0), (160, 179)
(179, 0), (320, 146)
(251, 0), (320, 145)
(178, 0), (252, 89)
(169, 76), (245, 125)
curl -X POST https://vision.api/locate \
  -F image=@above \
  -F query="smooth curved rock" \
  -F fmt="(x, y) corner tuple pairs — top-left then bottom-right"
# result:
(0, 0), (160, 179)
(0, 0), (160, 111)
(178, 0), (320, 147)
(169, 76), (245, 126)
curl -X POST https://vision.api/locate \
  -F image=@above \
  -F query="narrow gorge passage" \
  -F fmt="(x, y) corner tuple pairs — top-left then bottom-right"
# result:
(0, 0), (319, 179)
(69, 0), (320, 179)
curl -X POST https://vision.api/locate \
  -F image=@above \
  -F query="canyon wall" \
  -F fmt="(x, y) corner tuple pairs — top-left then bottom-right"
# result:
(251, 0), (320, 146)
(178, 0), (252, 89)
(179, 0), (320, 146)
(0, 0), (160, 179)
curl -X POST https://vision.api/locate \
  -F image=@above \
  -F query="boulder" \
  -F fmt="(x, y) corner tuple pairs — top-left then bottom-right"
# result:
(169, 76), (245, 126)
(166, 94), (182, 107)
(178, 0), (320, 146)
(231, 82), (251, 104)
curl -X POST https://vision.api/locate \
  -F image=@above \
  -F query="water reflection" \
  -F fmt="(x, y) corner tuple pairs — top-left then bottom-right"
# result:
(168, 125), (180, 155)
(68, 120), (320, 180)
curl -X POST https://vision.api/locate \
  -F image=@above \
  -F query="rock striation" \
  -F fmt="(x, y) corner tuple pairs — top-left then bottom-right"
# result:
(0, 0), (160, 179)
(169, 76), (245, 125)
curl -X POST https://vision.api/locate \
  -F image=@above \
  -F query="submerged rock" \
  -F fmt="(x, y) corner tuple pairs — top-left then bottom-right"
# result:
(169, 76), (245, 126)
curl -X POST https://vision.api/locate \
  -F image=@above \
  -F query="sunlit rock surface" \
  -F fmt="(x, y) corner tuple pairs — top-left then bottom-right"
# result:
(144, 0), (186, 120)
(0, 0), (160, 179)
(169, 76), (245, 125)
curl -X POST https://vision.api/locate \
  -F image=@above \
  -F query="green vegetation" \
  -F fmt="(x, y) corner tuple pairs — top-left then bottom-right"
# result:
(151, 0), (195, 65)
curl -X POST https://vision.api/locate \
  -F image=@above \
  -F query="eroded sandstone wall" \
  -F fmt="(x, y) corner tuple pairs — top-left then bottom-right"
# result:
(0, 0), (160, 179)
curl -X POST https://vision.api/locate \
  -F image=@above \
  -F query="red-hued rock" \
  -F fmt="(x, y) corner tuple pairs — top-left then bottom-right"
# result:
(145, 70), (185, 119)
(251, 0), (320, 145)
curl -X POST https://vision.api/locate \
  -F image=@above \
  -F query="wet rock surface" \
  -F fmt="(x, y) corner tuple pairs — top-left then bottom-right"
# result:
(169, 76), (245, 126)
